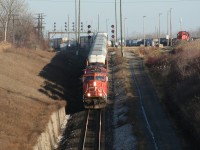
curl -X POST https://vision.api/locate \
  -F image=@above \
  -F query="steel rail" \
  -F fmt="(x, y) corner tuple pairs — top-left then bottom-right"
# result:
(82, 110), (90, 150)
(98, 111), (102, 150)
(81, 110), (102, 150)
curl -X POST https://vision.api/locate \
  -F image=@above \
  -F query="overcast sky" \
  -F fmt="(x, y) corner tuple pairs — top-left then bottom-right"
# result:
(26, 0), (200, 38)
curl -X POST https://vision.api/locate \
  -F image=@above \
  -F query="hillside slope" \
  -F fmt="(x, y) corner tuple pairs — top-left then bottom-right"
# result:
(0, 45), (66, 150)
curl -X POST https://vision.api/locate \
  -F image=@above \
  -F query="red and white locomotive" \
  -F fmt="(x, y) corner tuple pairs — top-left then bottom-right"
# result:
(82, 32), (108, 109)
(177, 31), (190, 41)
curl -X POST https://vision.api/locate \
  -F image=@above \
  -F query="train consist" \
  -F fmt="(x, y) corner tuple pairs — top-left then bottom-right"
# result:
(82, 32), (108, 109)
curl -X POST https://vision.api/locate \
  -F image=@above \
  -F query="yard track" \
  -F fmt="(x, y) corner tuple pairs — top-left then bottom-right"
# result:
(129, 51), (182, 150)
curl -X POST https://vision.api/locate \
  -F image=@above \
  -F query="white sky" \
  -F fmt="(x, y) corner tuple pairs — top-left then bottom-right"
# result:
(26, 0), (200, 38)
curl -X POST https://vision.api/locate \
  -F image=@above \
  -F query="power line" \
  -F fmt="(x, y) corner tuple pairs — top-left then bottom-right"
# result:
(35, 13), (45, 40)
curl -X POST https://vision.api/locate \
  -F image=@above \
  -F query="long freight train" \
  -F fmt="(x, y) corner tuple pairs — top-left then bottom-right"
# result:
(82, 32), (108, 109)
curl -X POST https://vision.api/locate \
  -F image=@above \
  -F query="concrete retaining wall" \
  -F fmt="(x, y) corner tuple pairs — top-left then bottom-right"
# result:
(33, 107), (66, 150)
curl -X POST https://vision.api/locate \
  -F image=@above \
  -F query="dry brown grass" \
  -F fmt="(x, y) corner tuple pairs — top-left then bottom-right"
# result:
(139, 42), (200, 148)
(0, 42), (12, 52)
(0, 45), (66, 149)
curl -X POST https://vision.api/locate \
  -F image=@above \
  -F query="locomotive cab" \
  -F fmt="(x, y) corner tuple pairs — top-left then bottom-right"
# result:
(82, 67), (108, 109)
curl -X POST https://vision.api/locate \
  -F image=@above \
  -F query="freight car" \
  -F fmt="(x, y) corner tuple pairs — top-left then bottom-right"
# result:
(88, 32), (108, 65)
(50, 38), (62, 50)
(82, 32), (108, 109)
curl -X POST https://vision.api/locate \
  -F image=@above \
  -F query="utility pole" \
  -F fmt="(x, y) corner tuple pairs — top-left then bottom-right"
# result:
(37, 14), (40, 40)
(158, 13), (162, 45)
(167, 11), (169, 46)
(115, 0), (118, 46)
(124, 18), (127, 47)
(68, 15), (70, 45)
(75, 0), (77, 45)
(120, 0), (123, 56)
(167, 11), (169, 37)
(77, 0), (81, 46)
(143, 16), (146, 46)
(36, 13), (45, 40)
(170, 8), (172, 46)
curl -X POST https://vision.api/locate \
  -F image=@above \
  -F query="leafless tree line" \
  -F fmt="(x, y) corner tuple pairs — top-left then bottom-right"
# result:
(0, 0), (37, 46)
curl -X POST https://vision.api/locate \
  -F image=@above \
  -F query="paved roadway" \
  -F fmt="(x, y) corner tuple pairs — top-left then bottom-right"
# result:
(124, 49), (183, 150)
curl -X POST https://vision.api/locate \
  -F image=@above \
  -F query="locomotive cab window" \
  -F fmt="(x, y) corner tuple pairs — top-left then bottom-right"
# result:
(84, 76), (94, 81)
(96, 76), (105, 81)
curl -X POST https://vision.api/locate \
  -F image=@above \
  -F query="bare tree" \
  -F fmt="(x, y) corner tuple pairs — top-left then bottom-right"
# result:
(15, 13), (37, 46)
(0, 0), (35, 44)
(0, 0), (26, 20)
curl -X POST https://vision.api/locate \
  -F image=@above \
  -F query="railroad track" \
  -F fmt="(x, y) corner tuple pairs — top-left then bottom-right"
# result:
(129, 51), (182, 150)
(80, 110), (103, 150)
(130, 57), (158, 150)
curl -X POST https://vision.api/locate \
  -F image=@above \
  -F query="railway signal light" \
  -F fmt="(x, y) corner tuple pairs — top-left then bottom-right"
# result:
(81, 22), (83, 31)
(54, 22), (56, 31)
(111, 24), (115, 41)
(88, 25), (92, 40)
(65, 22), (67, 31)
(72, 22), (75, 31)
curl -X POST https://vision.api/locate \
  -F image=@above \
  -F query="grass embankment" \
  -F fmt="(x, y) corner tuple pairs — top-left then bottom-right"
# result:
(136, 41), (200, 149)
(0, 44), (66, 150)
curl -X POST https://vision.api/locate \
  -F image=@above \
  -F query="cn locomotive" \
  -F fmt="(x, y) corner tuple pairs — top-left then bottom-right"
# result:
(82, 32), (108, 109)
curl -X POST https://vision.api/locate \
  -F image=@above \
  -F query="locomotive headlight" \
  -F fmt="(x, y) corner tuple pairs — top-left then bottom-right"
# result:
(87, 93), (91, 97)
(93, 81), (96, 87)
(99, 93), (102, 96)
